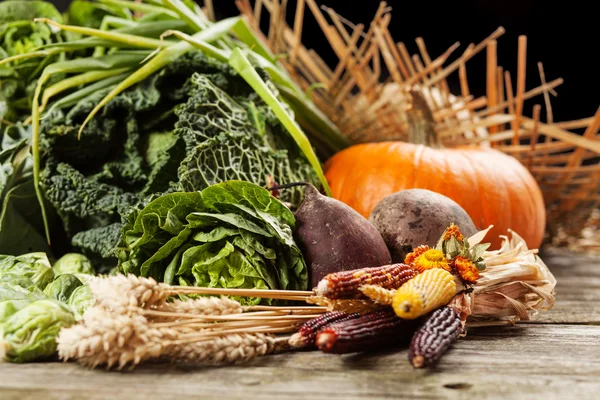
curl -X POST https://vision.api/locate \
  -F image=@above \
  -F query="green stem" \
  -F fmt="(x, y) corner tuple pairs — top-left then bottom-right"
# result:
(76, 17), (241, 138)
(35, 18), (164, 49)
(228, 49), (331, 196)
(96, 0), (179, 18)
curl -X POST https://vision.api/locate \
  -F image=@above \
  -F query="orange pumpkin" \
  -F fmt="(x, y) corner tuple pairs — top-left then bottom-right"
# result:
(323, 141), (546, 250)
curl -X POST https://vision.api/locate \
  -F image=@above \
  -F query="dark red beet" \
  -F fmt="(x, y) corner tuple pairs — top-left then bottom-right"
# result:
(293, 184), (392, 288)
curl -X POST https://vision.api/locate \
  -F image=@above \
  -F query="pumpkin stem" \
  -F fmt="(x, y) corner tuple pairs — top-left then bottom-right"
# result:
(407, 90), (441, 148)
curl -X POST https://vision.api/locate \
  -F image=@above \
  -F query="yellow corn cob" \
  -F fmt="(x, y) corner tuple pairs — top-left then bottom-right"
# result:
(392, 268), (456, 320)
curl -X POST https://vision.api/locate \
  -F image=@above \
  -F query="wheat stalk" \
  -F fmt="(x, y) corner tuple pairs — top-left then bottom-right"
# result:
(88, 275), (168, 313)
(57, 275), (317, 369)
(156, 296), (244, 316)
(167, 333), (287, 365)
(58, 305), (289, 369)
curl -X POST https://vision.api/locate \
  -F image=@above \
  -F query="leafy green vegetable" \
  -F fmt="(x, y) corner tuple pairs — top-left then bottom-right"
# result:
(118, 180), (308, 305)
(0, 1), (64, 125)
(0, 299), (32, 322)
(43, 274), (83, 302)
(67, 284), (94, 320)
(0, 267), (48, 322)
(0, 118), (51, 256)
(174, 72), (317, 205)
(39, 52), (318, 265)
(0, 299), (75, 363)
(0, 281), (46, 303)
(1, 0), (345, 310)
(0, 252), (54, 290)
(52, 253), (94, 275)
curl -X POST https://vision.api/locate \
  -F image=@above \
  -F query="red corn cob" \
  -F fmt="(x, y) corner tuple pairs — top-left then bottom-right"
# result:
(315, 264), (416, 300)
(315, 308), (418, 354)
(288, 311), (361, 348)
(409, 306), (463, 368)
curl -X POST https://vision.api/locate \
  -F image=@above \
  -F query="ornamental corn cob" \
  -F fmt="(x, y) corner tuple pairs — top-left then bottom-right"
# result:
(392, 268), (456, 320)
(315, 264), (415, 299)
(409, 307), (463, 368)
(315, 309), (417, 354)
(288, 311), (361, 348)
(359, 285), (396, 305)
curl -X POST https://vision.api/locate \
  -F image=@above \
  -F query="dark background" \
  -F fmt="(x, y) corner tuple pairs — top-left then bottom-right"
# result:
(52, 0), (599, 122)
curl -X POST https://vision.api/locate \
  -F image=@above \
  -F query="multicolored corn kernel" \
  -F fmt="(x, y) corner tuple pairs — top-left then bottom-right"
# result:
(412, 249), (452, 274)
(315, 308), (417, 354)
(315, 264), (416, 300)
(404, 245), (430, 267)
(452, 255), (480, 284)
(288, 311), (361, 348)
(391, 268), (456, 320)
(409, 307), (463, 368)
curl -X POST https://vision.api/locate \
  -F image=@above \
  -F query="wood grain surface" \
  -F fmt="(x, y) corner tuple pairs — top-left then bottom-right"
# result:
(1, 249), (599, 400)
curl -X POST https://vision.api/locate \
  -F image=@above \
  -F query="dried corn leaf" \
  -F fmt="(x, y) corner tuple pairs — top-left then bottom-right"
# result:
(453, 228), (556, 327)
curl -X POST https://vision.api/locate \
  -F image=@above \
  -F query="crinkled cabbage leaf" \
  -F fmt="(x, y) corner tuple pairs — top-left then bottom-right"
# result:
(0, 252), (54, 290)
(117, 180), (307, 305)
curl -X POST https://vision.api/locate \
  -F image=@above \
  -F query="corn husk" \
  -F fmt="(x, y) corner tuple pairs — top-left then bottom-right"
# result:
(452, 227), (557, 327)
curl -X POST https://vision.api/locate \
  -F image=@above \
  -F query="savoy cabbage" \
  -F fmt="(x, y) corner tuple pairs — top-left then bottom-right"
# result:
(39, 52), (319, 268)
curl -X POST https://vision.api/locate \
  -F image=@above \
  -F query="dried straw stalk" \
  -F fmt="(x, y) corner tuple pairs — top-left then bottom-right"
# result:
(238, 0), (600, 244)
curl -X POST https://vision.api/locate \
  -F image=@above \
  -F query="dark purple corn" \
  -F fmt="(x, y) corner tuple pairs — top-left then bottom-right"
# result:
(288, 311), (361, 348)
(409, 306), (463, 368)
(315, 308), (418, 354)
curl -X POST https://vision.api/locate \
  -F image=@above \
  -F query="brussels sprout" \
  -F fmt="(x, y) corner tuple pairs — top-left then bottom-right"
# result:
(0, 299), (75, 363)
(53, 253), (95, 276)
(67, 285), (95, 320)
(43, 274), (82, 303)
(0, 253), (54, 290)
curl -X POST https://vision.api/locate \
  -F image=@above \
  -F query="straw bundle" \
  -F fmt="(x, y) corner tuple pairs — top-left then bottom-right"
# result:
(235, 0), (600, 245)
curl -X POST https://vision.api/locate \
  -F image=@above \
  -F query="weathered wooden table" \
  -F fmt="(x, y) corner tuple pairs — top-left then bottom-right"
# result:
(1, 250), (599, 400)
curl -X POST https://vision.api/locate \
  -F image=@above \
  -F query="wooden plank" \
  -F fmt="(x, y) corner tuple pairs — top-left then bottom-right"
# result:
(1, 324), (599, 400)
(533, 250), (600, 325)
(1, 252), (599, 400)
